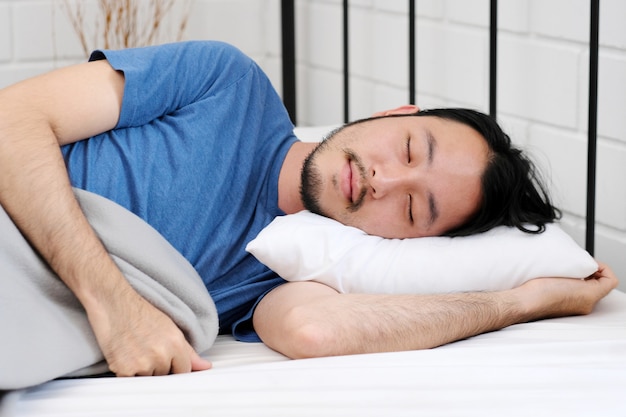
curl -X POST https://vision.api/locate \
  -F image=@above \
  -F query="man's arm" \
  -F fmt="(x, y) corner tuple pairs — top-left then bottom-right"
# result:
(0, 61), (210, 376)
(253, 264), (618, 358)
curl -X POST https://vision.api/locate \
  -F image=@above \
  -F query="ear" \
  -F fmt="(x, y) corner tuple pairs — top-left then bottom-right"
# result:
(371, 104), (420, 118)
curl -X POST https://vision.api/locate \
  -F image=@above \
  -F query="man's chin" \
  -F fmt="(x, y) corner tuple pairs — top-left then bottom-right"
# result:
(301, 198), (330, 219)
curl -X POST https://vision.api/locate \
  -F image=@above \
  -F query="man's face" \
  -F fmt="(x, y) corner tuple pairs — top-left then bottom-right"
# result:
(300, 115), (490, 239)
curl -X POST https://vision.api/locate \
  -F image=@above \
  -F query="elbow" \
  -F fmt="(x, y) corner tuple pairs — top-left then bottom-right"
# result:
(266, 306), (336, 359)
(253, 282), (345, 359)
(287, 323), (333, 359)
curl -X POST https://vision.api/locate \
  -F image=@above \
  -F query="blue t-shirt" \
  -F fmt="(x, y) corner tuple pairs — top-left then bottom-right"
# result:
(61, 41), (298, 341)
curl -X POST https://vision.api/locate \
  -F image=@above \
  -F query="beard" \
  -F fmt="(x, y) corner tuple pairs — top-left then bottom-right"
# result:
(299, 142), (329, 217)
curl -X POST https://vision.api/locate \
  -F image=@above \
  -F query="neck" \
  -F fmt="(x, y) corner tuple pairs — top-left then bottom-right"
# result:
(278, 141), (317, 214)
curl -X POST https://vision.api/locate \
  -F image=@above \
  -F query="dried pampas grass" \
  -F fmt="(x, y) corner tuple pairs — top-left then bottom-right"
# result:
(61, 0), (191, 56)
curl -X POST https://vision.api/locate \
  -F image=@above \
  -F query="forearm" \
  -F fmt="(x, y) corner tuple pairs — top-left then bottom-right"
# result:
(254, 271), (618, 359)
(0, 114), (130, 308)
(0, 63), (130, 307)
(317, 292), (521, 354)
(254, 282), (522, 358)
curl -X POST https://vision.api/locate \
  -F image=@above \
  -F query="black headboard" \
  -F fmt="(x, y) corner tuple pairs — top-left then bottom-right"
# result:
(280, 0), (600, 255)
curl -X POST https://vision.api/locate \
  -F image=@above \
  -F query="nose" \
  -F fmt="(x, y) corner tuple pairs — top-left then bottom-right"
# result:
(368, 164), (415, 199)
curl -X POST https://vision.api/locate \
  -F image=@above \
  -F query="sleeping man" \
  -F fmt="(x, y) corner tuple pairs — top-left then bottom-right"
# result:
(0, 40), (617, 380)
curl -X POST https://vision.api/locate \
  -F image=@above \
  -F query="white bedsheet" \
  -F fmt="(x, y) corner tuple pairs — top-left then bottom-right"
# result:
(3, 290), (625, 417)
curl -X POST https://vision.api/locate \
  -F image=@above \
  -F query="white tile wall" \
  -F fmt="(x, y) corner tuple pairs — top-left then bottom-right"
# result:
(0, 0), (624, 290)
(303, 1), (342, 72)
(598, 52), (626, 141)
(370, 11), (408, 87)
(499, 37), (581, 129)
(416, 0), (444, 20)
(597, 140), (626, 230)
(187, 0), (268, 56)
(601, 0), (626, 49)
(499, 0), (529, 34)
(13, 1), (57, 61)
(527, 125), (589, 218)
(0, 3), (11, 63)
(530, 0), (590, 44)
(448, 0), (489, 27)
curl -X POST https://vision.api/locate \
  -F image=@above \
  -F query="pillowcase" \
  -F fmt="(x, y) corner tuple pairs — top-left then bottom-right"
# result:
(246, 210), (598, 294)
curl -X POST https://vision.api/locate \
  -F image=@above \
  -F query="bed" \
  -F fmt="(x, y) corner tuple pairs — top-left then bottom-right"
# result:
(2, 289), (626, 417)
(2, 1), (626, 416)
(2, 119), (626, 415)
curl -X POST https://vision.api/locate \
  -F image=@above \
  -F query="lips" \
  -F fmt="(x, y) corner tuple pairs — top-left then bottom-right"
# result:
(341, 159), (353, 203)
(350, 159), (360, 203)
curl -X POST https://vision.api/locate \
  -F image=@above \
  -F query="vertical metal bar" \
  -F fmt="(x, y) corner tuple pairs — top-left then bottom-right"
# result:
(586, 0), (600, 255)
(409, 0), (416, 104)
(343, 0), (350, 123)
(489, 0), (497, 117)
(281, 0), (297, 124)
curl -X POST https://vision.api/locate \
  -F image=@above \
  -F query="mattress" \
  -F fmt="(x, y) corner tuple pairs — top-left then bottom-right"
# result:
(3, 289), (625, 417)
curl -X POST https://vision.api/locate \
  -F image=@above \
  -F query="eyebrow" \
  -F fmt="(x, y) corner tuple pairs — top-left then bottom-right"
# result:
(425, 128), (436, 165)
(424, 128), (439, 227)
(427, 192), (439, 227)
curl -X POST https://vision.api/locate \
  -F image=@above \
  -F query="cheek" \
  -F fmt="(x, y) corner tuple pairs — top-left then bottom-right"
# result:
(339, 201), (405, 238)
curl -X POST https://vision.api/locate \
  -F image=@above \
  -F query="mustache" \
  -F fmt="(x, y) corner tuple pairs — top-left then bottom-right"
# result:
(344, 148), (367, 212)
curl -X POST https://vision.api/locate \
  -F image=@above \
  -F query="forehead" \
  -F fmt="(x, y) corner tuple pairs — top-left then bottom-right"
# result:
(353, 115), (488, 155)
(345, 113), (481, 142)
(424, 118), (490, 234)
(424, 116), (487, 154)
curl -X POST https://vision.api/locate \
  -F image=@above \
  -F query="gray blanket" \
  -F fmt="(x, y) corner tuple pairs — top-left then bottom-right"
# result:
(0, 189), (218, 390)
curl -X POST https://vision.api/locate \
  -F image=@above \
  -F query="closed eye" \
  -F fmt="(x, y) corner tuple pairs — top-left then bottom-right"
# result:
(406, 136), (412, 163)
(406, 137), (413, 224)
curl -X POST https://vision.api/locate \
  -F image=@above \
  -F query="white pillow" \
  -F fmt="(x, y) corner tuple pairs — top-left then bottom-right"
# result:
(246, 211), (598, 294)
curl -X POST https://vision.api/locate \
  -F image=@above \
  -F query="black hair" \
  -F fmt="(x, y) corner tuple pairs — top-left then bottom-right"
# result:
(412, 108), (561, 236)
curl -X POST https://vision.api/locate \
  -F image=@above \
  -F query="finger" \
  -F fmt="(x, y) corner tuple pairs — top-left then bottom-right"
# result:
(190, 350), (212, 372)
(110, 358), (152, 378)
(587, 263), (607, 280)
(169, 346), (211, 374)
(132, 360), (168, 377)
(594, 262), (606, 276)
(169, 351), (192, 374)
(127, 350), (174, 377)
(151, 361), (174, 377)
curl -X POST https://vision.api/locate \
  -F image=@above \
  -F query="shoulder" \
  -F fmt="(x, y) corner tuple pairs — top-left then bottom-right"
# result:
(90, 41), (252, 69)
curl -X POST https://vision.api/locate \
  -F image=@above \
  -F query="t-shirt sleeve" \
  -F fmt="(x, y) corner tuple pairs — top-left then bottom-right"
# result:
(230, 282), (285, 343)
(89, 41), (256, 129)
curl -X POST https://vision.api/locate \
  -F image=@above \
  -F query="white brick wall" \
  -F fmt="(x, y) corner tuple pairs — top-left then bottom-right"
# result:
(1, 0), (624, 290)
(0, 0), (282, 87)
(0, 3), (11, 63)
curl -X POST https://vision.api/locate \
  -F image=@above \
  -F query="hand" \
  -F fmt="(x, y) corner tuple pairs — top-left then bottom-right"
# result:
(515, 262), (619, 321)
(86, 286), (212, 377)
